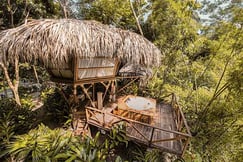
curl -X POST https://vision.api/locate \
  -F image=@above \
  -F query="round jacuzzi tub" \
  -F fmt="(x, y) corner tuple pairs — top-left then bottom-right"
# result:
(125, 96), (155, 111)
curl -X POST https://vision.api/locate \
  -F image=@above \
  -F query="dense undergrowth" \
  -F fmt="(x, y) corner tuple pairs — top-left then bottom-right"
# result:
(0, 90), (178, 162)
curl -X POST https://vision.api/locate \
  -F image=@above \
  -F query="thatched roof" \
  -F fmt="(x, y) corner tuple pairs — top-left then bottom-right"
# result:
(0, 19), (161, 68)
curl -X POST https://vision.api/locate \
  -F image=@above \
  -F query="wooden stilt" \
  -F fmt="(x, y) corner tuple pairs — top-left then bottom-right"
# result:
(92, 83), (95, 101)
(97, 92), (103, 110)
(73, 84), (78, 103)
(111, 80), (116, 102)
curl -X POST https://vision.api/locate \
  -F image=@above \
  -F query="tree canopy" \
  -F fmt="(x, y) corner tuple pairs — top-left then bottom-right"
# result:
(0, 0), (242, 161)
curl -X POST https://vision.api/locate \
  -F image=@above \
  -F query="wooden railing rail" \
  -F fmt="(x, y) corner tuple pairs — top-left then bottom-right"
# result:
(86, 106), (191, 156)
(171, 93), (191, 136)
(170, 93), (192, 155)
(161, 93), (191, 135)
(86, 106), (191, 137)
(159, 93), (191, 133)
(127, 122), (150, 142)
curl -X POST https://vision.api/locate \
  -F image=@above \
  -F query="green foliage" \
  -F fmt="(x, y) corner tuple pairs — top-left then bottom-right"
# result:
(0, 112), (15, 147)
(2, 124), (128, 162)
(40, 87), (55, 101)
(20, 94), (35, 109)
(0, 0), (62, 29)
(41, 87), (70, 126)
(144, 1), (243, 161)
(228, 56), (243, 96)
(0, 98), (38, 161)
(129, 146), (176, 162)
(0, 98), (37, 135)
(108, 123), (128, 148)
(148, 0), (199, 52)
(0, 0), (242, 161)
(2, 124), (73, 161)
(79, 0), (148, 30)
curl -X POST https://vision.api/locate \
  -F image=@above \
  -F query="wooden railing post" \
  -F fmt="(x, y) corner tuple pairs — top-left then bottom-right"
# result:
(149, 127), (155, 146)
(171, 93), (174, 105)
(103, 111), (105, 126)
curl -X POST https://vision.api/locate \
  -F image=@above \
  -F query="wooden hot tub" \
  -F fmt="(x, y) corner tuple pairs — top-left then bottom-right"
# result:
(113, 95), (156, 124)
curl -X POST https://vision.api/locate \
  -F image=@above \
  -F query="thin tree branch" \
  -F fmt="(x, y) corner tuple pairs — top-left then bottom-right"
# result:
(129, 0), (144, 36)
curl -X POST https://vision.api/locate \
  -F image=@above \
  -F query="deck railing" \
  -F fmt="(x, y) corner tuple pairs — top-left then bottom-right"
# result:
(86, 95), (191, 156)
(170, 93), (191, 155)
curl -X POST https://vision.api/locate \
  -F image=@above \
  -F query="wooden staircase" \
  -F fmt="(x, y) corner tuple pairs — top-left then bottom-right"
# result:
(72, 111), (91, 136)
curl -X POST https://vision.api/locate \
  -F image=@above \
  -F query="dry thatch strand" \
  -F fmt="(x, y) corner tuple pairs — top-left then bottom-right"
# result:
(0, 19), (161, 68)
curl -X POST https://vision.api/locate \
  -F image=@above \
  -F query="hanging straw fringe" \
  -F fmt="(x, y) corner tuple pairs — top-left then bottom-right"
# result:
(0, 19), (162, 68)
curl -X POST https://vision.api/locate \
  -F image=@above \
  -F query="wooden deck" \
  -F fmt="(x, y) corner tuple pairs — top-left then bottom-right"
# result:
(86, 94), (191, 156)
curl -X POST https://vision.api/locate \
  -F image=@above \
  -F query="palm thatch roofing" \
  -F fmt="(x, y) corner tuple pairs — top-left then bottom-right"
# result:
(0, 19), (161, 68)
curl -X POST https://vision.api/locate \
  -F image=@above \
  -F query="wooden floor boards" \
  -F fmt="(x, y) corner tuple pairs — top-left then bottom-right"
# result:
(87, 102), (184, 155)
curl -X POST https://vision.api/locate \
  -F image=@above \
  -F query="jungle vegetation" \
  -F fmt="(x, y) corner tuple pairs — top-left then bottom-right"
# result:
(0, 0), (242, 161)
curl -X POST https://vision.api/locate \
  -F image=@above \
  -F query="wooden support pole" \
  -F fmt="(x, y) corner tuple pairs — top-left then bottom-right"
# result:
(73, 84), (78, 103)
(111, 80), (116, 102)
(97, 92), (103, 110)
(103, 112), (105, 126)
(92, 83), (95, 101)
(149, 127), (155, 146)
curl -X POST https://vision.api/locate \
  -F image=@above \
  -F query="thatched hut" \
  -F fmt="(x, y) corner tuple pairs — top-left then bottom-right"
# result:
(0, 19), (161, 83)
(0, 19), (192, 156)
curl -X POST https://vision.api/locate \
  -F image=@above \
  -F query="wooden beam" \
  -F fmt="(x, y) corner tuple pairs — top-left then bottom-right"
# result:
(76, 77), (115, 84)
(128, 122), (150, 142)
(152, 136), (186, 143)
(116, 76), (143, 79)
(74, 55), (78, 82)
(97, 92), (103, 110)
(116, 77), (139, 94)
(101, 81), (111, 103)
(77, 66), (114, 70)
(81, 84), (95, 107)
(92, 83), (95, 100)
(178, 107), (191, 136)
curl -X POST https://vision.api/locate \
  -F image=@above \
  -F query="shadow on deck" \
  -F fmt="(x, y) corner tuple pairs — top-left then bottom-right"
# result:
(86, 94), (191, 156)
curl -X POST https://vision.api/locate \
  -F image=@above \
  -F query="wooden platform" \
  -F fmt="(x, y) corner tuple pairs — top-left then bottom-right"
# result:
(86, 94), (191, 156)
(125, 103), (182, 154)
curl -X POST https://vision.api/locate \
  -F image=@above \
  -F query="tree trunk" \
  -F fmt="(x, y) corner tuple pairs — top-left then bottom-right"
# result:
(12, 87), (21, 106)
(0, 59), (21, 106)
(32, 65), (40, 84)
(14, 57), (20, 105)
(59, 0), (68, 18)
(7, 0), (15, 28)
